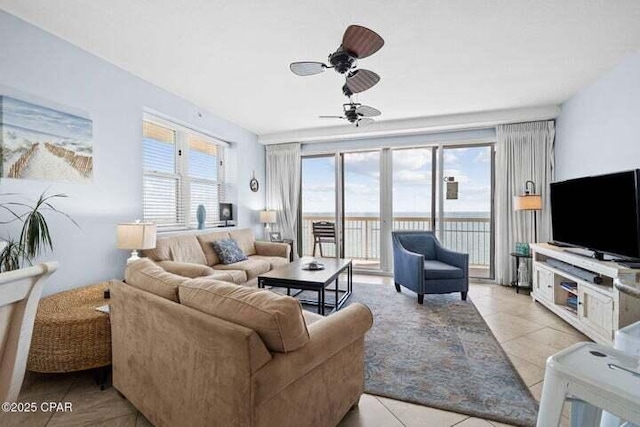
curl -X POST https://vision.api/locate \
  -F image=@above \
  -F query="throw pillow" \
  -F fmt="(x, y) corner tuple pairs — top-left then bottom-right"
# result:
(211, 238), (248, 264)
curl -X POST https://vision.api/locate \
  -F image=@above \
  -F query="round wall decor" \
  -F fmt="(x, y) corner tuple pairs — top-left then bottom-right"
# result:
(250, 171), (259, 192)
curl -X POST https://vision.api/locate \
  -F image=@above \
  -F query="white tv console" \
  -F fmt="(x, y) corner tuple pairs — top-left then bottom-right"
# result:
(530, 243), (640, 345)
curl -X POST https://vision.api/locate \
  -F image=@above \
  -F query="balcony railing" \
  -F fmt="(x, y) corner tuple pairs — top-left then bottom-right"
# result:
(301, 215), (491, 268)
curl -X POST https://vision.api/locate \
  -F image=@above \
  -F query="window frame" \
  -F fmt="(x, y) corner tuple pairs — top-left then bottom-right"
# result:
(142, 113), (229, 231)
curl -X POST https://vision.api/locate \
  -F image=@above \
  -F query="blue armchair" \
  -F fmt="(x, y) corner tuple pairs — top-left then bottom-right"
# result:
(392, 231), (469, 304)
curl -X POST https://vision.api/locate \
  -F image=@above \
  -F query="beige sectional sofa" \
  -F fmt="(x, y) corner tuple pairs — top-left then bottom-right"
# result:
(110, 259), (373, 427)
(141, 228), (291, 286)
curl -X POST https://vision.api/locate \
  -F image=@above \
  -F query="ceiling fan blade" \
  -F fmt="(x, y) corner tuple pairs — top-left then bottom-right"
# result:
(356, 117), (375, 127)
(319, 115), (345, 119)
(346, 69), (380, 93)
(290, 61), (326, 76)
(356, 105), (381, 117)
(342, 25), (384, 59)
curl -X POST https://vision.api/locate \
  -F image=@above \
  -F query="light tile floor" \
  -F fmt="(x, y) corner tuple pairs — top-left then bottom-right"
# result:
(1, 277), (588, 427)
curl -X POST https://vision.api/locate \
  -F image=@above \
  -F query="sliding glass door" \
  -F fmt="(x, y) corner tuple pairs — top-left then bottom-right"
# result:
(343, 152), (380, 270)
(300, 155), (337, 257)
(300, 143), (495, 279)
(392, 147), (436, 233)
(440, 145), (495, 278)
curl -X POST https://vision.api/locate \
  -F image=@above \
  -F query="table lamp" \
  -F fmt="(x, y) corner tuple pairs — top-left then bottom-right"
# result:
(117, 221), (157, 263)
(259, 210), (277, 240)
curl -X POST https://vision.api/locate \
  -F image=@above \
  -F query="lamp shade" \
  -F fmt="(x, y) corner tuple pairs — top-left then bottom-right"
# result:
(117, 222), (157, 250)
(513, 195), (542, 211)
(259, 210), (277, 224)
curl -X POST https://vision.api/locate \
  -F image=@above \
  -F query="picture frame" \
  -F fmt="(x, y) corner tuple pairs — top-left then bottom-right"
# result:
(219, 203), (233, 221)
(220, 203), (233, 227)
(269, 232), (282, 242)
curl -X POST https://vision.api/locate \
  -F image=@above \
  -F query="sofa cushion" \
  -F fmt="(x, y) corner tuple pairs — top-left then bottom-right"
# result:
(213, 259), (270, 280)
(167, 235), (207, 265)
(229, 229), (257, 256)
(157, 261), (215, 278)
(212, 238), (248, 264)
(179, 279), (310, 353)
(249, 255), (289, 270)
(125, 258), (184, 302)
(423, 260), (464, 280)
(196, 231), (231, 266)
(140, 237), (171, 261)
(206, 270), (247, 285)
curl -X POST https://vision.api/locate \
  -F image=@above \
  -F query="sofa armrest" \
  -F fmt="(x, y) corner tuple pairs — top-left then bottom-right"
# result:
(255, 241), (290, 259)
(156, 260), (215, 278)
(252, 303), (373, 406)
(435, 244), (469, 272)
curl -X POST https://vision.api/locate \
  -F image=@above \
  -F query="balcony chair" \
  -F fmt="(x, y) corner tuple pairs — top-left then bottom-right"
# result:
(312, 221), (336, 257)
(392, 231), (469, 304)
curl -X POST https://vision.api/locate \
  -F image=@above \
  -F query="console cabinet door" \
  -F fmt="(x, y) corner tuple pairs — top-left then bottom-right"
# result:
(533, 265), (554, 302)
(578, 286), (613, 340)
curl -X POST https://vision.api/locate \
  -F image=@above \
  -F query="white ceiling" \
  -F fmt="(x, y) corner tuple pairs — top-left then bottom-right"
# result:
(2, 0), (640, 137)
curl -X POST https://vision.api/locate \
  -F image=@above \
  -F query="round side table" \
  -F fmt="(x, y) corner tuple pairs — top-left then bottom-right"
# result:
(27, 282), (111, 374)
(510, 252), (532, 293)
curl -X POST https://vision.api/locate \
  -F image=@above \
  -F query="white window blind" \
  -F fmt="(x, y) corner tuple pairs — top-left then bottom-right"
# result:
(142, 116), (228, 230)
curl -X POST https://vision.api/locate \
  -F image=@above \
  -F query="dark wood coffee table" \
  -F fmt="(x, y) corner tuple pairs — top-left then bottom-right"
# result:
(258, 258), (353, 315)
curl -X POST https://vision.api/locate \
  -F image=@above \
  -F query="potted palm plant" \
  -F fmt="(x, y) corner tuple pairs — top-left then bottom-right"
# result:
(0, 192), (76, 272)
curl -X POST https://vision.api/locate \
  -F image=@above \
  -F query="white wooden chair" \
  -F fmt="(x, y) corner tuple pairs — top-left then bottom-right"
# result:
(0, 262), (58, 402)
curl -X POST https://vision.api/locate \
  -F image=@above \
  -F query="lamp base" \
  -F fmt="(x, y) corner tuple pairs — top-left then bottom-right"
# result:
(126, 250), (141, 264)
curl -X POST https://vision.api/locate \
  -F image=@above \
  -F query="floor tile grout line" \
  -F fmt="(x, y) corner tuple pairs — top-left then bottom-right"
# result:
(496, 325), (548, 346)
(373, 396), (409, 427)
(45, 376), (77, 427)
(450, 416), (473, 426)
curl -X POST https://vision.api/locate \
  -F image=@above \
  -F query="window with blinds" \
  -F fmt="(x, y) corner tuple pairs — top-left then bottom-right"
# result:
(142, 116), (227, 230)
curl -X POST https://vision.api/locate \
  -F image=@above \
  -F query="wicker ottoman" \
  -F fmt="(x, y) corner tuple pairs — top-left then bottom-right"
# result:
(27, 282), (111, 373)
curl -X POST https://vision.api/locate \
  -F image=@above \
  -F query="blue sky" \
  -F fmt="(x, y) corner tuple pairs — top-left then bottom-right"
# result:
(1, 96), (92, 140)
(302, 146), (492, 215)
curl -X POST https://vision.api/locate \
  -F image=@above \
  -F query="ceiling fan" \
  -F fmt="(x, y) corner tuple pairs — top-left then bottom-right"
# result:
(320, 102), (381, 127)
(290, 25), (384, 96)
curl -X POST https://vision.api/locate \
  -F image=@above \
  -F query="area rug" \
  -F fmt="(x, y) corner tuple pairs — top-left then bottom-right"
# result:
(276, 282), (539, 426)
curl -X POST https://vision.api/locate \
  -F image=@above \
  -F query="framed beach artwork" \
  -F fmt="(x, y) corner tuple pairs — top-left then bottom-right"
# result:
(0, 96), (93, 182)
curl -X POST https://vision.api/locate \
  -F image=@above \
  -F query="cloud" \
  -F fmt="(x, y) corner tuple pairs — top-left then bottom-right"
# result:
(474, 150), (491, 163)
(393, 149), (432, 170)
(394, 169), (431, 184)
(344, 152), (380, 178)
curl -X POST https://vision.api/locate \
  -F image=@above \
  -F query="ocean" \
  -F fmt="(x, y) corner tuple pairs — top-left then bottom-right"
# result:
(301, 211), (491, 265)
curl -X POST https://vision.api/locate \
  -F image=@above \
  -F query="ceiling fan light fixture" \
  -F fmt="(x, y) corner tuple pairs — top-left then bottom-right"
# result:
(328, 49), (356, 74)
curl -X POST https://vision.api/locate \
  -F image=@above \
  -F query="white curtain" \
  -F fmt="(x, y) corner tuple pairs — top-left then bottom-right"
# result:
(495, 121), (555, 285)
(266, 143), (301, 258)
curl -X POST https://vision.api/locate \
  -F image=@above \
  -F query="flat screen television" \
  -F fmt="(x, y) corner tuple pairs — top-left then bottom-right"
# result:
(550, 169), (640, 261)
